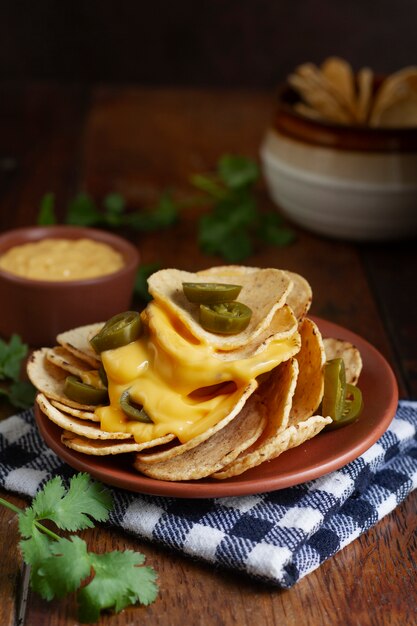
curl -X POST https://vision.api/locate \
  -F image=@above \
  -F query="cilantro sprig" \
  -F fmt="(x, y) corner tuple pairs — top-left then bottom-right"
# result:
(192, 154), (295, 262)
(38, 191), (178, 232)
(0, 334), (36, 409)
(0, 473), (158, 623)
(37, 154), (295, 268)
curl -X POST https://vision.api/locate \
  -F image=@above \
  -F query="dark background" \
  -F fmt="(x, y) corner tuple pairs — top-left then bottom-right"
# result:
(1, 1), (416, 88)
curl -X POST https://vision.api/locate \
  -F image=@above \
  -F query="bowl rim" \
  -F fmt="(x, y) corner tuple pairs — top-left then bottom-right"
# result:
(0, 225), (139, 288)
(273, 82), (417, 152)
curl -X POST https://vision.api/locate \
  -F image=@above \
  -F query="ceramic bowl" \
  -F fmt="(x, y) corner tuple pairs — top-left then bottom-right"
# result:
(0, 225), (140, 346)
(260, 84), (417, 241)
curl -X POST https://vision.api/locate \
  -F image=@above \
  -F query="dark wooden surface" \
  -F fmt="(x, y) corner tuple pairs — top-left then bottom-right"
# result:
(0, 84), (416, 626)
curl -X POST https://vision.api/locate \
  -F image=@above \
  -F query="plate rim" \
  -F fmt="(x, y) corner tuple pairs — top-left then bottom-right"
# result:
(34, 316), (399, 498)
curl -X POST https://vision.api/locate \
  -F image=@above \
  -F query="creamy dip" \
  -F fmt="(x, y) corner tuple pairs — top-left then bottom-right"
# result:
(0, 238), (125, 281)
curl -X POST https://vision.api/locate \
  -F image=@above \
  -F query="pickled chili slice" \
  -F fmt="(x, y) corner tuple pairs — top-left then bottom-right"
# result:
(119, 389), (153, 423)
(325, 383), (363, 430)
(182, 282), (242, 304)
(90, 311), (142, 353)
(322, 358), (347, 421)
(64, 375), (109, 405)
(199, 301), (252, 334)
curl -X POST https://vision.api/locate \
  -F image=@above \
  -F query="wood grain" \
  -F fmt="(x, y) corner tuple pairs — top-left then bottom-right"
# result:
(0, 86), (416, 626)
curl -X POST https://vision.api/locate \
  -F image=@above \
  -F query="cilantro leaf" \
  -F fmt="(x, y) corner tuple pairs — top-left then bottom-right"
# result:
(0, 334), (35, 409)
(20, 474), (112, 533)
(66, 193), (103, 226)
(20, 527), (62, 601)
(134, 263), (160, 302)
(0, 334), (28, 381)
(8, 380), (36, 409)
(41, 535), (92, 598)
(38, 192), (57, 225)
(78, 550), (158, 623)
(217, 154), (259, 189)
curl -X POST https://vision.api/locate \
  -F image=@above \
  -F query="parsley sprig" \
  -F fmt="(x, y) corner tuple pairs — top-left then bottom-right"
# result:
(0, 334), (36, 409)
(0, 473), (158, 623)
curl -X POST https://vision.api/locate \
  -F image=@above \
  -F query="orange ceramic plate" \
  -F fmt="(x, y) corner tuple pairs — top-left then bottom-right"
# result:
(34, 318), (398, 499)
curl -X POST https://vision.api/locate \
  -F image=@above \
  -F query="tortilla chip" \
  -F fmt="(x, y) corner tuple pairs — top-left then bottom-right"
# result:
(212, 358), (331, 479)
(61, 430), (175, 455)
(133, 394), (266, 481)
(50, 400), (100, 422)
(145, 300), (300, 363)
(285, 271), (312, 321)
(323, 337), (363, 385)
(291, 318), (325, 421)
(135, 380), (258, 464)
(214, 414), (331, 479)
(57, 323), (103, 367)
(147, 266), (292, 350)
(37, 393), (132, 439)
(27, 349), (99, 411)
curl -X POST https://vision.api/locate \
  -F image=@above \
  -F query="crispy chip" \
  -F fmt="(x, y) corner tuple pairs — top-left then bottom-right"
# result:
(27, 349), (98, 411)
(57, 323), (103, 367)
(51, 400), (100, 422)
(61, 430), (175, 455)
(37, 394), (132, 439)
(147, 266), (292, 350)
(323, 337), (363, 385)
(291, 318), (325, 421)
(135, 380), (258, 464)
(133, 395), (266, 481)
(285, 271), (312, 321)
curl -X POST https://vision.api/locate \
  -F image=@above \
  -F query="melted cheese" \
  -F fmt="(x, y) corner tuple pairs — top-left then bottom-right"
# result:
(96, 303), (300, 443)
(0, 238), (124, 281)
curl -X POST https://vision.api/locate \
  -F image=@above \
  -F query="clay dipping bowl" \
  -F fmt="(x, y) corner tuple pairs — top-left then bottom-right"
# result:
(260, 83), (417, 241)
(0, 226), (140, 346)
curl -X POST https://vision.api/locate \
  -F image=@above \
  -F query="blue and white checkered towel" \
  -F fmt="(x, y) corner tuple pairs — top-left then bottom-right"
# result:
(1, 401), (416, 587)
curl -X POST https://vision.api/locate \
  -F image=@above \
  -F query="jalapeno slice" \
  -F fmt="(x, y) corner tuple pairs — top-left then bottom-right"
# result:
(119, 389), (153, 423)
(325, 384), (363, 430)
(321, 358), (347, 421)
(199, 301), (252, 334)
(90, 311), (142, 353)
(183, 282), (242, 304)
(64, 376), (109, 405)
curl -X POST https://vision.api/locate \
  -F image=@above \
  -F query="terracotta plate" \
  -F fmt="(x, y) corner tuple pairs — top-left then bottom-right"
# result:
(34, 318), (398, 499)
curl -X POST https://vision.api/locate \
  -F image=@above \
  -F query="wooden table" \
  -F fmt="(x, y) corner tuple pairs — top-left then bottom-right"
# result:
(1, 84), (416, 626)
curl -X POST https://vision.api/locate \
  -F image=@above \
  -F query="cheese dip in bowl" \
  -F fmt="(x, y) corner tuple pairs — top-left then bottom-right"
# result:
(0, 226), (140, 346)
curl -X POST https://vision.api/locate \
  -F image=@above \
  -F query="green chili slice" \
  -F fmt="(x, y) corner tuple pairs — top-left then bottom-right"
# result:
(183, 282), (242, 304)
(119, 389), (153, 423)
(325, 384), (363, 430)
(64, 376), (109, 405)
(199, 301), (252, 334)
(321, 358), (347, 421)
(90, 311), (142, 353)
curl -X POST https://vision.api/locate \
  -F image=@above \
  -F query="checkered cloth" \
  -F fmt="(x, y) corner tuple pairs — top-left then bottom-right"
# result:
(1, 401), (416, 587)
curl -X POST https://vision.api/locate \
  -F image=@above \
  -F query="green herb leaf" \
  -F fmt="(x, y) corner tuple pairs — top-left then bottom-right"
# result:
(8, 380), (36, 409)
(0, 334), (28, 381)
(66, 193), (103, 226)
(19, 474), (112, 534)
(217, 154), (259, 189)
(38, 192), (57, 225)
(0, 473), (160, 621)
(134, 263), (160, 302)
(41, 535), (92, 599)
(78, 551), (158, 623)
